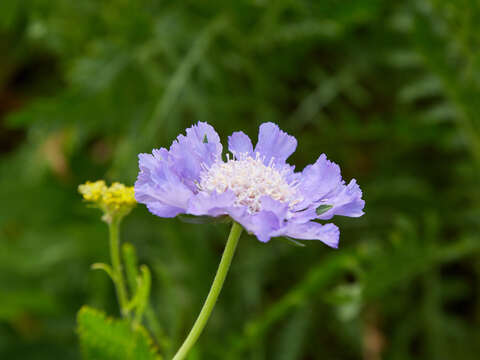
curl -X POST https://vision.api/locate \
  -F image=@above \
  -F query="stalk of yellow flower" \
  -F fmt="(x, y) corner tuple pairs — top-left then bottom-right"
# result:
(79, 180), (136, 317)
(109, 217), (130, 317)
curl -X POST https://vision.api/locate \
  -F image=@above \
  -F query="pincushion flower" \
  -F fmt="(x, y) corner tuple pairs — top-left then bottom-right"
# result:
(135, 122), (364, 360)
(135, 122), (364, 248)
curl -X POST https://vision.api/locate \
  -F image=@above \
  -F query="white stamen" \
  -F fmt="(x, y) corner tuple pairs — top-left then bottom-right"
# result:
(198, 153), (301, 213)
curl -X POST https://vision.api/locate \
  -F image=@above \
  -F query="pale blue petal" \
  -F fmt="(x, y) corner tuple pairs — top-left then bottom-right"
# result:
(296, 154), (343, 208)
(294, 154), (365, 222)
(254, 122), (297, 164)
(317, 179), (365, 220)
(230, 210), (281, 243)
(187, 190), (236, 217)
(228, 131), (253, 158)
(259, 196), (289, 219)
(134, 152), (194, 214)
(228, 196), (289, 243)
(282, 222), (340, 248)
(169, 122), (222, 188)
(146, 202), (185, 218)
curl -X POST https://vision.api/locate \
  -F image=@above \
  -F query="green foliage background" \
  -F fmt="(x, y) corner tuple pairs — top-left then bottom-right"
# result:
(1, 0), (480, 359)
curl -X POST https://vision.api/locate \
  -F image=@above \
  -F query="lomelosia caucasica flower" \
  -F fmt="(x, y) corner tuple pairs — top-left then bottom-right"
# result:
(134, 122), (365, 360)
(135, 122), (364, 248)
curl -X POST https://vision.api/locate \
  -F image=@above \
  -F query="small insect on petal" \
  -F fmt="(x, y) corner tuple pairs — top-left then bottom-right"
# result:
(316, 204), (333, 216)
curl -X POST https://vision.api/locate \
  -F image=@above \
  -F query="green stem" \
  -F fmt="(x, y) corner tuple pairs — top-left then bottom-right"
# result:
(109, 218), (129, 317)
(172, 222), (243, 360)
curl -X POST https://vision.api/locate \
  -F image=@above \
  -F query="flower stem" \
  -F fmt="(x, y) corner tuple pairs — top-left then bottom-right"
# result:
(172, 222), (243, 360)
(109, 218), (129, 317)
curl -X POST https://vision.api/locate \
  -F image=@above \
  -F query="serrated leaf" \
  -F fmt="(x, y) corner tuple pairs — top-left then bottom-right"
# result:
(77, 306), (161, 360)
(316, 204), (333, 216)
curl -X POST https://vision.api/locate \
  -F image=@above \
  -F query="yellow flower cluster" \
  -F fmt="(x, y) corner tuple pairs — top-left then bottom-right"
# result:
(78, 180), (108, 202)
(102, 182), (136, 211)
(79, 180), (136, 222)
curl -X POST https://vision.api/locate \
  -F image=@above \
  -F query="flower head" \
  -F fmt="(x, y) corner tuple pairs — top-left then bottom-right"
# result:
(79, 180), (136, 223)
(135, 122), (364, 247)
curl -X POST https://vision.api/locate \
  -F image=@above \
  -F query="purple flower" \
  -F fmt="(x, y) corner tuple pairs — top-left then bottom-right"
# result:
(135, 122), (364, 248)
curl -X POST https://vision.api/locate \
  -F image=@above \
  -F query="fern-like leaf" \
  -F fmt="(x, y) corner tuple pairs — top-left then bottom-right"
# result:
(77, 306), (161, 360)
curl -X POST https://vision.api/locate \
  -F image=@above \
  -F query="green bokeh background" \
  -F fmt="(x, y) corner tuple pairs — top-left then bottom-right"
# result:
(1, 1), (480, 359)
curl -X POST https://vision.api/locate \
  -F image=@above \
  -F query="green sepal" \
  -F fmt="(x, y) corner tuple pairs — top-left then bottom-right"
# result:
(316, 204), (333, 216)
(280, 237), (306, 247)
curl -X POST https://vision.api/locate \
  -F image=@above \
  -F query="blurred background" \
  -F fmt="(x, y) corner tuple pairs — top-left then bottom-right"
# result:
(1, 0), (480, 359)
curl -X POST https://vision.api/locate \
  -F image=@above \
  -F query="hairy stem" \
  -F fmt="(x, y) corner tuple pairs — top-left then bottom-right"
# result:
(172, 222), (243, 360)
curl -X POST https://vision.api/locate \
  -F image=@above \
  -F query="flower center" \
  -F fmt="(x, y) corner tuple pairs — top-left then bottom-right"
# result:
(198, 153), (299, 213)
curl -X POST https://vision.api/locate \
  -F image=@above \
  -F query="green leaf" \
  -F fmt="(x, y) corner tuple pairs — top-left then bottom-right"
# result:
(203, 134), (208, 143)
(134, 265), (151, 324)
(91, 263), (114, 280)
(77, 306), (161, 360)
(122, 243), (140, 294)
(315, 204), (333, 216)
